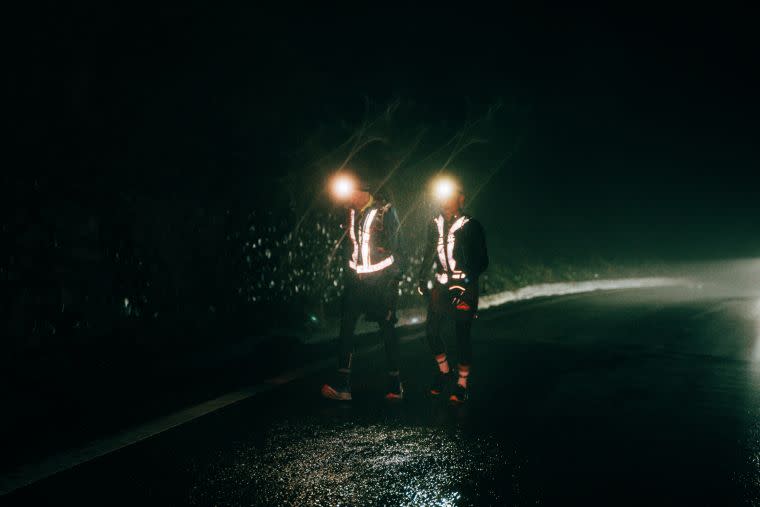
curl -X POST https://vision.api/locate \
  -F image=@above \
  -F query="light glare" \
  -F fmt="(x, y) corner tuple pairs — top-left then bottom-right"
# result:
(432, 177), (458, 201)
(330, 175), (355, 201)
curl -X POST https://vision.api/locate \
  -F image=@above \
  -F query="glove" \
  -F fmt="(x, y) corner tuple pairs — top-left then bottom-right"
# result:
(448, 285), (472, 311)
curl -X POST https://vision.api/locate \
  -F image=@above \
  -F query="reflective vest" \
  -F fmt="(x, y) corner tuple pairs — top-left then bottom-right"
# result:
(434, 214), (470, 284)
(348, 205), (395, 274)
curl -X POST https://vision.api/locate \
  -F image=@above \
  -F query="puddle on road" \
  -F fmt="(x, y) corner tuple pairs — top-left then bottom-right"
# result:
(188, 419), (527, 506)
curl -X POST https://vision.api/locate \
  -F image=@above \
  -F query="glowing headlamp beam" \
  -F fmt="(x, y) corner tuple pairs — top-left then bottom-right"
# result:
(330, 175), (355, 201)
(432, 177), (458, 201)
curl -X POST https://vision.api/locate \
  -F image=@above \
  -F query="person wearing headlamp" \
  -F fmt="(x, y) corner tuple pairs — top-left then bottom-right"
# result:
(321, 174), (405, 401)
(417, 176), (489, 403)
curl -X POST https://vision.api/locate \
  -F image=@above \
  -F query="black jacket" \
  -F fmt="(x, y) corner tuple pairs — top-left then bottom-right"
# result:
(417, 214), (488, 283)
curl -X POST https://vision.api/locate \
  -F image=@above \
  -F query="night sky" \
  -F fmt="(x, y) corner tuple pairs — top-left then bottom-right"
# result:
(8, 4), (759, 264)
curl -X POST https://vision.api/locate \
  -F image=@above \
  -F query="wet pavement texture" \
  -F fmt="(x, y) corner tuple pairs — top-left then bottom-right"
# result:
(6, 288), (760, 505)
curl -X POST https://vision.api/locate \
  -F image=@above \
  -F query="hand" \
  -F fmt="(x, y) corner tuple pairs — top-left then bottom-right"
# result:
(448, 285), (465, 304)
(448, 285), (471, 311)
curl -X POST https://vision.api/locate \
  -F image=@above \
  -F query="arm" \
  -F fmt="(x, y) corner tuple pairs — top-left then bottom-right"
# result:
(417, 220), (438, 286)
(383, 205), (405, 279)
(341, 208), (353, 263)
(469, 220), (489, 277)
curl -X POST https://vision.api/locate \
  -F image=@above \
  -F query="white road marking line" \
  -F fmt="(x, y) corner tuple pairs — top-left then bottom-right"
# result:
(0, 386), (269, 496)
(0, 334), (426, 496)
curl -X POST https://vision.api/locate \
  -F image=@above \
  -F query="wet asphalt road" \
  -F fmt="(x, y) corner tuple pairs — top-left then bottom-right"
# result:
(6, 287), (760, 506)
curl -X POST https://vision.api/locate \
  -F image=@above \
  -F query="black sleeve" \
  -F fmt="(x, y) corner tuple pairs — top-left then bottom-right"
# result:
(466, 219), (489, 277)
(342, 209), (353, 260)
(383, 205), (405, 277)
(417, 220), (438, 282)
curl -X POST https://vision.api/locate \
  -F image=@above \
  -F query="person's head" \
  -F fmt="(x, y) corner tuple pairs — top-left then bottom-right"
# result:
(348, 188), (372, 209)
(441, 190), (465, 217)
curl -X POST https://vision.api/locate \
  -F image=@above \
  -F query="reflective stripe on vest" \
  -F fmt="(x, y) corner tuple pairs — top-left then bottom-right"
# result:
(348, 208), (395, 274)
(349, 209), (359, 267)
(434, 214), (469, 283)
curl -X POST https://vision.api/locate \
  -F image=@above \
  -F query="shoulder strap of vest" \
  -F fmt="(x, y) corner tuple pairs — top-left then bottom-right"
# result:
(372, 202), (392, 229)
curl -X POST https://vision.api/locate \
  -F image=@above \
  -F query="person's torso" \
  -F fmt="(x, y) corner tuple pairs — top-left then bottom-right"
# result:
(347, 202), (396, 275)
(432, 214), (476, 283)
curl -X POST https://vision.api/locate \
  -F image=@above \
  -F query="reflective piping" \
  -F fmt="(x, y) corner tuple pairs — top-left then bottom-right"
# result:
(349, 209), (359, 267)
(361, 209), (378, 271)
(447, 216), (469, 274)
(434, 215), (447, 270)
(348, 207), (395, 274)
(435, 273), (467, 283)
(350, 255), (394, 274)
(434, 214), (470, 283)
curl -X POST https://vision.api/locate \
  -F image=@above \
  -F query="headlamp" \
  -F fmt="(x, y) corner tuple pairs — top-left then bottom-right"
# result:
(330, 174), (356, 201)
(432, 176), (460, 201)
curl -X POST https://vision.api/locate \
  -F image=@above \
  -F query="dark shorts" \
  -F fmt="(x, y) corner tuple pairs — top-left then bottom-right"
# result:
(342, 271), (399, 324)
